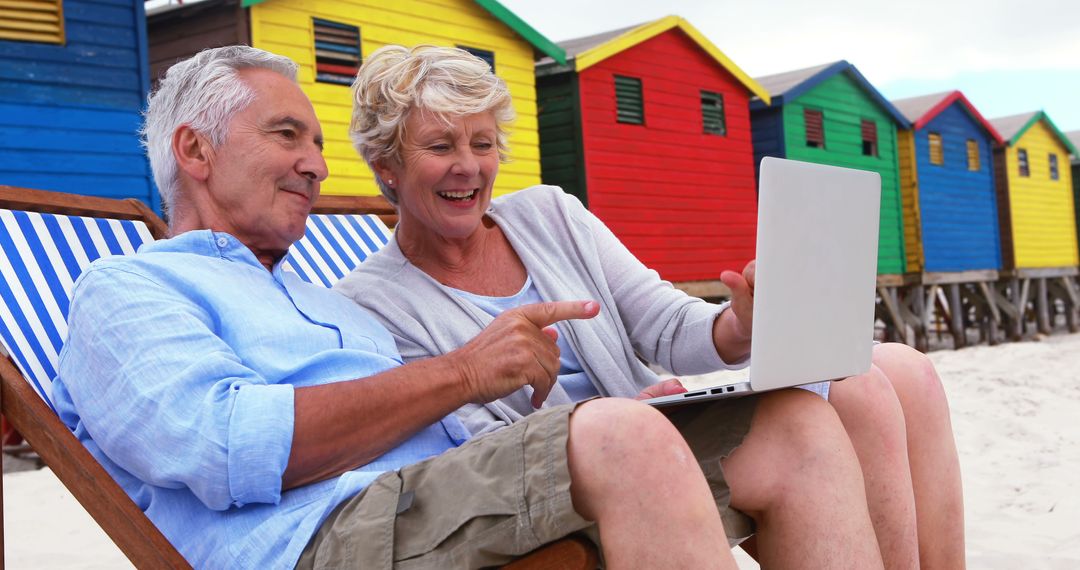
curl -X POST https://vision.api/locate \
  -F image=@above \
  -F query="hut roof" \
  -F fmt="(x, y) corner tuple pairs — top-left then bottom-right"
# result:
(990, 111), (1079, 155)
(1065, 130), (1080, 161)
(891, 90), (1004, 145)
(537, 15), (769, 104)
(751, 60), (909, 126)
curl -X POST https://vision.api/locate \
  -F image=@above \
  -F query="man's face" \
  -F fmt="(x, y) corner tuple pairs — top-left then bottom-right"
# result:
(199, 67), (328, 260)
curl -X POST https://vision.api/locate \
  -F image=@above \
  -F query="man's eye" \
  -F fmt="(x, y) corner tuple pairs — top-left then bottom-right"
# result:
(279, 130), (297, 140)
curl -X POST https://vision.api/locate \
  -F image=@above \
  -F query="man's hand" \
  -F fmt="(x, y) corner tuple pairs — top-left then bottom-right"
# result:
(720, 260), (755, 341)
(634, 378), (688, 400)
(450, 300), (600, 409)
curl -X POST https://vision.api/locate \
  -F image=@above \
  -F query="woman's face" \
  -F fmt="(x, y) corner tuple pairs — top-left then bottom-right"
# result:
(380, 110), (500, 243)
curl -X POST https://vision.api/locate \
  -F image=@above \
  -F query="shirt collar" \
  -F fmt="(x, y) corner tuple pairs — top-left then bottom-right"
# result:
(145, 230), (290, 273)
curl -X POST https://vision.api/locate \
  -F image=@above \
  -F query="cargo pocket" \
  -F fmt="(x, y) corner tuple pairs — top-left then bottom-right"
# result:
(392, 429), (528, 564)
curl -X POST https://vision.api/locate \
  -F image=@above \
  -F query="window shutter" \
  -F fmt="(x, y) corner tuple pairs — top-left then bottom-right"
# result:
(700, 90), (726, 135)
(966, 139), (980, 171)
(0, 0), (64, 45)
(804, 109), (824, 148)
(1049, 153), (1059, 180)
(928, 133), (943, 165)
(1018, 149), (1030, 177)
(457, 46), (495, 71)
(313, 18), (361, 86)
(614, 75), (644, 125)
(861, 119), (877, 156)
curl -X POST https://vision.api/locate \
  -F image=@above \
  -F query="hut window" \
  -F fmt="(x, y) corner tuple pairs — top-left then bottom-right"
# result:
(614, 75), (644, 125)
(804, 109), (825, 148)
(966, 139), (980, 171)
(1018, 149), (1030, 177)
(1049, 153), (1059, 180)
(861, 119), (878, 157)
(700, 90), (726, 136)
(458, 46), (495, 71)
(0, 0), (65, 44)
(313, 18), (361, 86)
(928, 133), (944, 165)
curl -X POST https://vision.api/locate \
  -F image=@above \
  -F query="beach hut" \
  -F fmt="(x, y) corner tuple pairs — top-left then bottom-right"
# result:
(0, 0), (156, 208)
(534, 16), (770, 290)
(147, 0), (565, 198)
(749, 61), (913, 341)
(891, 91), (1006, 347)
(990, 112), (1080, 334)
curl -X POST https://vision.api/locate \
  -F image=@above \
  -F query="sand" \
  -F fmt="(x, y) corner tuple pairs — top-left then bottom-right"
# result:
(5, 333), (1080, 568)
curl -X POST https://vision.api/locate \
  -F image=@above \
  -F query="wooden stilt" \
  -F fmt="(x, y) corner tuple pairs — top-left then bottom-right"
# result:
(948, 283), (966, 349)
(1036, 278), (1051, 335)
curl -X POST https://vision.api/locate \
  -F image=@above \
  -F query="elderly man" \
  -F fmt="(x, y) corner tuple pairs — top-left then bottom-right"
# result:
(54, 46), (882, 569)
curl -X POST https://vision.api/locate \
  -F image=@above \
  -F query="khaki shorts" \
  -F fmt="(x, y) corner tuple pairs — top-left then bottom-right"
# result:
(297, 396), (758, 569)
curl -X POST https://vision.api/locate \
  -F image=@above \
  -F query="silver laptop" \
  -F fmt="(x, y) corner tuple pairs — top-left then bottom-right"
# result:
(646, 157), (881, 408)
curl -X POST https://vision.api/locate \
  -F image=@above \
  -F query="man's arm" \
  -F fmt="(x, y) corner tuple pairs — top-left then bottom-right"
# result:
(284, 300), (600, 489)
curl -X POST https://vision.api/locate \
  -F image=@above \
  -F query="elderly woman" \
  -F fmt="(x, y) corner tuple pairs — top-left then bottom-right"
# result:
(336, 45), (962, 568)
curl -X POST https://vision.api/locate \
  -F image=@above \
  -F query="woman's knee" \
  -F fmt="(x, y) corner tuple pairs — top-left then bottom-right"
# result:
(872, 342), (949, 411)
(752, 389), (857, 466)
(569, 398), (692, 469)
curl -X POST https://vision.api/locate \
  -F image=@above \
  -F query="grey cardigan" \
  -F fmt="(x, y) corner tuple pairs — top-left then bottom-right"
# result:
(334, 185), (739, 435)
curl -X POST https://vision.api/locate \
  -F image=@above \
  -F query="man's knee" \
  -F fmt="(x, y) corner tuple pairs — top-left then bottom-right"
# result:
(755, 389), (857, 468)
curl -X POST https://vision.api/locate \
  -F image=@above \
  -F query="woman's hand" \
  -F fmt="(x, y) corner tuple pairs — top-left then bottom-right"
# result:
(713, 260), (755, 363)
(634, 378), (688, 400)
(449, 300), (600, 408)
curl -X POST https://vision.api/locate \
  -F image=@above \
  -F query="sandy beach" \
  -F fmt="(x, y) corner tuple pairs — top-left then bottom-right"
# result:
(5, 332), (1080, 568)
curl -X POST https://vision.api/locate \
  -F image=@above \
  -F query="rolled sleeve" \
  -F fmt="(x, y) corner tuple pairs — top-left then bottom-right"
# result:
(669, 301), (749, 375)
(227, 383), (296, 506)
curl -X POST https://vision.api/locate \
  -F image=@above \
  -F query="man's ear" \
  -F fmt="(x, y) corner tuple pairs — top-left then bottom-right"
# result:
(173, 125), (211, 182)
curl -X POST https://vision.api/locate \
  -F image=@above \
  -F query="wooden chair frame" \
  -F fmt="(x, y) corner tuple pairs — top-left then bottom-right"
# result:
(0, 186), (596, 570)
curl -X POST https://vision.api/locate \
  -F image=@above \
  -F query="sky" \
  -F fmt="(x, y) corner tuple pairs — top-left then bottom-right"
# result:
(499, 0), (1080, 135)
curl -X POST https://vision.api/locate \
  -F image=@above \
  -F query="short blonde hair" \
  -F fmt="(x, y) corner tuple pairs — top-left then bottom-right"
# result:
(349, 45), (515, 204)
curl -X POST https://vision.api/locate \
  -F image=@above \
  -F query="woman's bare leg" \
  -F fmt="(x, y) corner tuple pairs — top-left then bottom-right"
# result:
(872, 343), (965, 569)
(830, 366), (920, 569)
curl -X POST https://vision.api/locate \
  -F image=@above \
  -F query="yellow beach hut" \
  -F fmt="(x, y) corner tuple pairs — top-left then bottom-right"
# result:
(989, 111), (1080, 333)
(147, 0), (566, 197)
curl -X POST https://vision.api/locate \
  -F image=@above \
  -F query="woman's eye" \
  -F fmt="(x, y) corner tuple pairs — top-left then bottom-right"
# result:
(429, 144), (450, 152)
(474, 142), (493, 150)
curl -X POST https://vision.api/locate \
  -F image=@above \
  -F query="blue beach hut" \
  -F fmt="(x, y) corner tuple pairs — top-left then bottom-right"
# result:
(0, 1), (156, 209)
(891, 91), (1005, 277)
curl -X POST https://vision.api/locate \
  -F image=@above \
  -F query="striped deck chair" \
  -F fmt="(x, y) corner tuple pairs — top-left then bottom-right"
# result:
(0, 185), (189, 568)
(0, 186), (597, 570)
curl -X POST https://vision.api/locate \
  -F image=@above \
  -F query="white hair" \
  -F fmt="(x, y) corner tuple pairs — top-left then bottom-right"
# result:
(349, 44), (515, 205)
(140, 45), (298, 216)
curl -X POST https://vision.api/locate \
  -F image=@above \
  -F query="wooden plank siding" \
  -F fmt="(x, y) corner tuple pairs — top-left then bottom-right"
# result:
(248, 0), (543, 198)
(0, 0), (155, 208)
(1001, 120), (1080, 268)
(147, 0), (249, 85)
(910, 103), (1001, 273)
(537, 72), (587, 205)
(576, 30), (758, 282)
(1074, 161), (1080, 248)
(779, 73), (906, 275)
(749, 105), (784, 184)
(896, 129), (924, 272)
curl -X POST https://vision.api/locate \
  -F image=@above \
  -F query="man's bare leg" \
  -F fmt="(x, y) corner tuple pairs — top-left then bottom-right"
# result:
(723, 389), (885, 569)
(567, 398), (738, 569)
(872, 343), (965, 569)
(830, 366), (921, 569)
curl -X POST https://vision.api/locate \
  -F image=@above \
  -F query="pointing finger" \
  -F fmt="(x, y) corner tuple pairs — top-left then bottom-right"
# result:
(516, 300), (600, 329)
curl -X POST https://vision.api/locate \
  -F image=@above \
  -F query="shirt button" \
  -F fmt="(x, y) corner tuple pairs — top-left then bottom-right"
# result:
(216, 237), (228, 247)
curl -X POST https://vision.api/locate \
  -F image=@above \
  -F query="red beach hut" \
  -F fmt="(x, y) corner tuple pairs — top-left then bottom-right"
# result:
(535, 16), (770, 293)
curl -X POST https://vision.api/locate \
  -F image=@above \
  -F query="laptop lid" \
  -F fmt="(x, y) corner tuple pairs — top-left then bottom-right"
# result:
(748, 157), (881, 390)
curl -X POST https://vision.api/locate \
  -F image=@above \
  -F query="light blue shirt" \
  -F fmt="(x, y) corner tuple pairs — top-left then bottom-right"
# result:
(52, 230), (470, 569)
(446, 277), (600, 404)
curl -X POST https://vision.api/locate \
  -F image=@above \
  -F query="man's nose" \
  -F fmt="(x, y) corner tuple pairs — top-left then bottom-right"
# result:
(299, 145), (329, 182)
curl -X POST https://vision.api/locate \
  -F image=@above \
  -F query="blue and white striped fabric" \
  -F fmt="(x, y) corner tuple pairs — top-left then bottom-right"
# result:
(0, 209), (154, 411)
(284, 213), (392, 287)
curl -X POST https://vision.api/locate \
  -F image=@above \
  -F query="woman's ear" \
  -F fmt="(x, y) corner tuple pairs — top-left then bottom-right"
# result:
(372, 158), (396, 188)
(173, 125), (211, 182)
